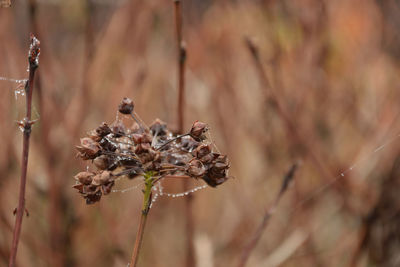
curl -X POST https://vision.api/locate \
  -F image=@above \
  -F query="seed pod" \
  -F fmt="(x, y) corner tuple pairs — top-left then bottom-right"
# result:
(118, 97), (134, 114)
(93, 155), (111, 170)
(88, 130), (102, 142)
(96, 122), (111, 137)
(92, 171), (113, 186)
(192, 144), (212, 159)
(202, 174), (229, 187)
(187, 159), (206, 177)
(76, 138), (100, 160)
(199, 153), (218, 164)
(189, 121), (208, 141)
(74, 171), (95, 185)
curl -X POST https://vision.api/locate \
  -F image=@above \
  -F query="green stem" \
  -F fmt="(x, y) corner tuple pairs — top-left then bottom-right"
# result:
(129, 172), (154, 267)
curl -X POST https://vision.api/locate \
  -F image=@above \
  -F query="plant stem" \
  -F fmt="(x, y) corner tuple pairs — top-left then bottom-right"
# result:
(9, 34), (40, 267)
(129, 172), (153, 267)
(238, 164), (298, 267)
(174, 0), (186, 133)
(173, 2), (195, 266)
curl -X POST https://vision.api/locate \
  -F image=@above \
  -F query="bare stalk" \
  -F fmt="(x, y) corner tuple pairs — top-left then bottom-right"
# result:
(129, 172), (153, 267)
(174, 0), (186, 133)
(9, 34), (40, 267)
(238, 164), (298, 267)
(173, 1), (195, 266)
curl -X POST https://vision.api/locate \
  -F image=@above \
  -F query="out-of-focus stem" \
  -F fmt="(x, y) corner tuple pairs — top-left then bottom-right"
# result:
(175, 0), (186, 133)
(9, 34), (40, 267)
(173, 1), (195, 267)
(129, 172), (153, 267)
(238, 164), (298, 267)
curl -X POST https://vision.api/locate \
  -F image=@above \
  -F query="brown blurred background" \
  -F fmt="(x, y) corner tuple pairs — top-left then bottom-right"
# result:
(2, 0), (400, 266)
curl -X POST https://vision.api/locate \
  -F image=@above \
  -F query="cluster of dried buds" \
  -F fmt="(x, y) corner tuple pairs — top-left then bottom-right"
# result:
(73, 97), (230, 204)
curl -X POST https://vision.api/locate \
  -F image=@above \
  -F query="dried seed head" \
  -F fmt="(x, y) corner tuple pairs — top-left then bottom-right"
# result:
(190, 121), (208, 141)
(74, 97), (230, 204)
(118, 97), (134, 114)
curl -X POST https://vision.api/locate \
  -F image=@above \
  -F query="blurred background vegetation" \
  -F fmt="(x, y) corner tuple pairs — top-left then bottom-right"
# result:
(2, 0), (400, 266)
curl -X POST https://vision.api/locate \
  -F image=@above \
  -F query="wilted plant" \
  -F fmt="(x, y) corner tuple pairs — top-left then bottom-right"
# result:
(73, 97), (230, 266)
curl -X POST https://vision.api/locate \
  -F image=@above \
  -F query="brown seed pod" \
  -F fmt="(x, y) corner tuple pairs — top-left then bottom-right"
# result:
(192, 144), (212, 159)
(93, 155), (111, 170)
(76, 138), (101, 160)
(187, 159), (206, 177)
(189, 121), (208, 141)
(118, 97), (134, 114)
(96, 122), (111, 137)
(92, 171), (113, 186)
(74, 171), (95, 185)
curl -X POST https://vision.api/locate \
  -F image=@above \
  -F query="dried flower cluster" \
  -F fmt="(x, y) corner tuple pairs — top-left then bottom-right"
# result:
(73, 97), (230, 204)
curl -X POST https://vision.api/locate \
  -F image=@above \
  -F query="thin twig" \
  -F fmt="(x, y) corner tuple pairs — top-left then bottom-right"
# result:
(173, 1), (195, 266)
(129, 173), (153, 267)
(9, 34), (40, 267)
(238, 164), (298, 267)
(174, 0), (186, 133)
